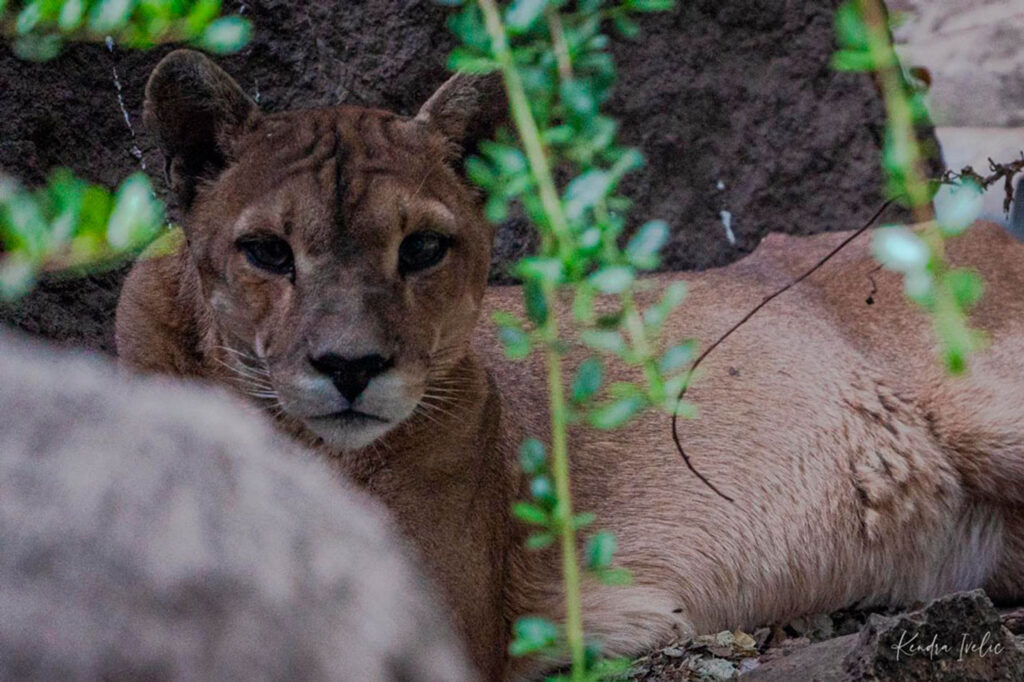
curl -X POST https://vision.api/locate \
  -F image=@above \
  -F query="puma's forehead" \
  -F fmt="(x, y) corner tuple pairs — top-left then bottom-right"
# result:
(211, 106), (462, 213)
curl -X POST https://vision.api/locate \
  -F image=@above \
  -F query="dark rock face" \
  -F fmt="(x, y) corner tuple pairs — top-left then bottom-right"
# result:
(0, 0), (915, 353)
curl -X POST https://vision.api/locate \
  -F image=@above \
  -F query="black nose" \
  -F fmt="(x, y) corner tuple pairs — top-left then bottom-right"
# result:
(309, 353), (393, 403)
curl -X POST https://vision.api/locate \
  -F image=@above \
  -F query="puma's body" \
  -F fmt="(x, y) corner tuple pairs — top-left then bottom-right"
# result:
(117, 51), (1024, 679)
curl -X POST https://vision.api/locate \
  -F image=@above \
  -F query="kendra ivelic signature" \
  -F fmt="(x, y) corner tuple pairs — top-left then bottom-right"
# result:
(890, 630), (1006, 662)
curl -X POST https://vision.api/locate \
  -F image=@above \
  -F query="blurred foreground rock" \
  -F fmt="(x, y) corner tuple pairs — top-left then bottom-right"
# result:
(0, 330), (474, 681)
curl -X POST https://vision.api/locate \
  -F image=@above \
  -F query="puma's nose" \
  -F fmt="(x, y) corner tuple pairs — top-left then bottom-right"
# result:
(309, 353), (393, 403)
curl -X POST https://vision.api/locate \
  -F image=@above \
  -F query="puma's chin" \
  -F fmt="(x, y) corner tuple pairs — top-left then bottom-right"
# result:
(303, 411), (396, 451)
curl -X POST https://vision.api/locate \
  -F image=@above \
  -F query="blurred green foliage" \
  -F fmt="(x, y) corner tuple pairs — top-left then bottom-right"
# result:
(0, 171), (162, 298)
(0, 0), (250, 301)
(833, 0), (985, 373)
(0, 0), (251, 60)
(444, 1), (681, 679)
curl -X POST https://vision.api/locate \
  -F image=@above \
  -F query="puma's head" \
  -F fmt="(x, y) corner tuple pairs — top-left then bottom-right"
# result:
(144, 49), (501, 450)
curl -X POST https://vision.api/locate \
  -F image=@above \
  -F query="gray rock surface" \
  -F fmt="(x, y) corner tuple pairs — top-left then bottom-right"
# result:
(0, 330), (474, 681)
(891, 0), (1024, 128)
(0, 0), (912, 353)
(743, 590), (1024, 682)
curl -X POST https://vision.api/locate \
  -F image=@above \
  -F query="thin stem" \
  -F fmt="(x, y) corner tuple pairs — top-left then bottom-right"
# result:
(621, 290), (664, 405)
(478, 0), (572, 253)
(860, 0), (930, 220)
(546, 9), (573, 82)
(476, 1), (586, 677)
(542, 305), (586, 680)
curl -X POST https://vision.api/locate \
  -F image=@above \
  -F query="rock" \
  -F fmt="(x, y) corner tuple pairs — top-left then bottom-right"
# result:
(742, 634), (857, 682)
(890, 0), (1024, 128)
(744, 590), (1024, 681)
(1, 0), (919, 353)
(788, 613), (836, 642)
(691, 656), (739, 681)
(1003, 607), (1024, 636)
(845, 590), (1024, 682)
(0, 330), (474, 681)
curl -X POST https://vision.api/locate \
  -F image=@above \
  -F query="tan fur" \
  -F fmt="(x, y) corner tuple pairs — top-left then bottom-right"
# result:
(118, 51), (1024, 680)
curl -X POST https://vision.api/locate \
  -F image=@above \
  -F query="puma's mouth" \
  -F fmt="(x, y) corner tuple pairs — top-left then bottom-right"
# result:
(302, 408), (396, 451)
(310, 409), (390, 425)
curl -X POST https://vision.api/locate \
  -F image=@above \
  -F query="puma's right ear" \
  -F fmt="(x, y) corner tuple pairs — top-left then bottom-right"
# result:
(414, 72), (506, 159)
(144, 49), (258, 208)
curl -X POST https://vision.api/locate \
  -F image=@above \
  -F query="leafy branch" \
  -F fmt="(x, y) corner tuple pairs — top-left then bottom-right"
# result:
(1, 0), (251, 60)
(0, 0), (250, 301)
(446, 0), (681, 679)
(834, 0), (996, 373)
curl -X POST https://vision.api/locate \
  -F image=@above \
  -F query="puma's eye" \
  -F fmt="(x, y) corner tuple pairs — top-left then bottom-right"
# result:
(237, 236), (294, 277)
(398, 231), (451, 274)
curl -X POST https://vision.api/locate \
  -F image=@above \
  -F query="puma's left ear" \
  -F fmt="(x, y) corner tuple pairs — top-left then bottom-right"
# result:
(144, 49), (258, 209)
(414, 72), (506, 155)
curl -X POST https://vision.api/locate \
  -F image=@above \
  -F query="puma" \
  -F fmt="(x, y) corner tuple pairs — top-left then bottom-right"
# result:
(117, 50), (1024, 680)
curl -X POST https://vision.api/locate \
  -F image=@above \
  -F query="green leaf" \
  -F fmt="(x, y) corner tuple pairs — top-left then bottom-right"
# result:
(659, 342), (696, 374)
(447, 46), (499, 74)
(12, 34), (62, 61)
(509, 617), (559, 657)
(88, 0), (134, 33)
(560, 78), (596, 118)
(530, 475), (556, 505)
(834, 0), (869, 50)
(481, 141), (528, 176)
(498, 325), (531, 359)
(464, 156), (496, 189)
(594, 567), (633, 586)
(588, 265), (634, 294)
(512, 501), (549, 526)
(106, 173), (161, 250)
(933, 179), (983, 236)
(586, 531), (616, 570)
(16, 1), (43, 34)
(872, 226), (929, 273)
(517, 256), (564, 285)
(525, 531), (555, 550)
(571, 511), (596, 530)
(0, 254), (36, 301)
(523, 279), (548, 325)
(944, 268), (984, 310)
(611, 13), (640, 38)
(571, 357), (603, 403)
(573, 285), (594, 322)
(184, 0), (221, 37)
(903, 268), (934, 305)
(579, 329), (626, 355)
(625, 219), (668, 269)
(505, 0), (546, 34)
(58, 0), (86, 31)
(197, 16), (252, 54)
(625, 0), (674, 10)
(589, 395), (645, 429)
(564, 169), (609, 221)
(519, 438), (547, 474)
